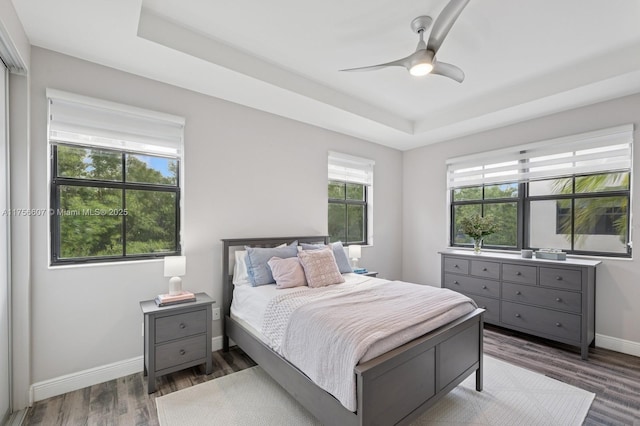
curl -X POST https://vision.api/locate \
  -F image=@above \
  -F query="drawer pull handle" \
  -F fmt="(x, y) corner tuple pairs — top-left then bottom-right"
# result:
(453, 280), (459, 284)
(516, 271), (522, 276)
(516, 291), (521, 295)
(555, 322), (562, 327)
(556, 297), (562, 302)
(556, 276), (563, 281)
(454, 264), (459, 268)
(515, 313), (521, 318)
(482, 285), (487, 289)
(482, 267), (487, 271)
(179, 323), (186, 329)
(179, 349), (186, 355)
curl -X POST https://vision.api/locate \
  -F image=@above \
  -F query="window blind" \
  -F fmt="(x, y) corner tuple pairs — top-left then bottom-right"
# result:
(447, 125), (633, 188)
(47, 89), (185, 157)
(328, 151), (375, 185)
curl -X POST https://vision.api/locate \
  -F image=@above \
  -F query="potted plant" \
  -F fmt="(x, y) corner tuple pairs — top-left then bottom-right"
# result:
(460, 214), (499, 254)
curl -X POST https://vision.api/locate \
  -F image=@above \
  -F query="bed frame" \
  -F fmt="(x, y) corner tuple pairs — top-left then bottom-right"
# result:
(222, 236), (484, 426)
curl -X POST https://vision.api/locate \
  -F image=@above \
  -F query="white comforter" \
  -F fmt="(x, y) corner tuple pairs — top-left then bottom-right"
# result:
(261, 279), (477, 411)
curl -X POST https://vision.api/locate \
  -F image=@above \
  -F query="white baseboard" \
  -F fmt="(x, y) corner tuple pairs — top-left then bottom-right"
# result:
(30, 355), (143, 403)
(596, 333), (640, 357)
(30, 336), (227, 403)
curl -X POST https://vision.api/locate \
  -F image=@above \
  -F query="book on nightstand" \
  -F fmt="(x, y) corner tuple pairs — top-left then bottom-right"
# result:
(155, 290), (196, 307)
(353, 268), (368, 274)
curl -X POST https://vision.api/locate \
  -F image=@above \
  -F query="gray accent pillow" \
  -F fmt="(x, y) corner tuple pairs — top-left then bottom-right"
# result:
(245, 241), (298, 286)
(300, 241), (353, 274)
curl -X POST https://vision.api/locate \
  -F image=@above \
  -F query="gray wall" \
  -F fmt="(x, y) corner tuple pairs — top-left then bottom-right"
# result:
(27, 47), (403, 383)
(403, 93), (640, 351)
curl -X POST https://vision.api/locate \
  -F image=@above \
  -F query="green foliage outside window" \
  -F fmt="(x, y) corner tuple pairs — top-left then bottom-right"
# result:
(552, 172), (629, 247)
(52, 144), (180, 263)
(328, 180), (366, 244)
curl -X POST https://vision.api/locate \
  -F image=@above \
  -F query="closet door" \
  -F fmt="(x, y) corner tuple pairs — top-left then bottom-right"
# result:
(0, 62), (10, 420)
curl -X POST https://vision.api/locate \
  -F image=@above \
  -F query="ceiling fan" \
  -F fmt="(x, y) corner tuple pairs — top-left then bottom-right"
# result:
(340, 0), (470, 82)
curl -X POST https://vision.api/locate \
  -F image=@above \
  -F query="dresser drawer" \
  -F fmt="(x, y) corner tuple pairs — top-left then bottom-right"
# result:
(443, 274), (500, 298)
(155, 335), (207, 371)
(502, 282), (581, 314)
(467, 294), (499, 324)
(501, 301), (581, 342)
(470, 260), (500, 280)
(443, 257), (469, 275)
(502, 264), (537, 285)
(155, 310), (207, 343)
(539, 267), (582, 291)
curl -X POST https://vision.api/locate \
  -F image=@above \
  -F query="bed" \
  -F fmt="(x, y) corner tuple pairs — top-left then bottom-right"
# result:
(222, 236), (484, 426)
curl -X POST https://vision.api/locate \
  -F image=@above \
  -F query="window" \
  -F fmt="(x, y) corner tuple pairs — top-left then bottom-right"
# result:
(448, 125), (633, 257)
(48, 90), (185, 264)
(327, 152), (374, 245)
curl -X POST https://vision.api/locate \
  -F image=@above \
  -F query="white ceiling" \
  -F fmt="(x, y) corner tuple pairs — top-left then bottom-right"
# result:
(12, 0), (640, 150)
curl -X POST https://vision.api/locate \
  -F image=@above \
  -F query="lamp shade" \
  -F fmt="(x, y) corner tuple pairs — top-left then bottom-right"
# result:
(164, 256), (186, 277)
(348, 245), (361, 259)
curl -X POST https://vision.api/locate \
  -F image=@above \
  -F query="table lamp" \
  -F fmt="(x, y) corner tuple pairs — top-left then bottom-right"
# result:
(164, 256), (186, 295)
(348, 245), (361, 268)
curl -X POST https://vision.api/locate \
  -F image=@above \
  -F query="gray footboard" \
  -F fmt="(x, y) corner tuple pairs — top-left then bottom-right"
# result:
(226, 308), (483, 426)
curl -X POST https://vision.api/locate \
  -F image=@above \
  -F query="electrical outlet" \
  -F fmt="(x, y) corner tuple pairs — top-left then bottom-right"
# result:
(212, 307), (220, 320)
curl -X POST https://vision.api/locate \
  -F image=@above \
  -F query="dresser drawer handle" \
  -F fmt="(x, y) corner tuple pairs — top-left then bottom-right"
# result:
(556, 276), (563, 281)
(482, 267), (487, 271)
(516, 271), (522, 276)
(453, 280), (459, 285)
(482, 285), (487, 289)
(179, 323), (186, 329)
(555, 322), (562, 327)
(516, 291), (521, 295)
(179, 349), (186, 355)
(556, 297), (562, 302)
(515, 313), (521, 318)
(454, 264), (459, 268)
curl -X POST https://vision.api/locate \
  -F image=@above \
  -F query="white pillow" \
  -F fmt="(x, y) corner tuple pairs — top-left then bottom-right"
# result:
(232, 250), (251, 286)
(232, 243), (289, 286)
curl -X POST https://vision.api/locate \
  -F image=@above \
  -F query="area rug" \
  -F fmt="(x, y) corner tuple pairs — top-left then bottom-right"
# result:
(156, 355), (594, 425)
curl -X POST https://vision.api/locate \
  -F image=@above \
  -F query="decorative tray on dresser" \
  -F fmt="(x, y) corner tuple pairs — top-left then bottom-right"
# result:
(439, 249), (600, 359)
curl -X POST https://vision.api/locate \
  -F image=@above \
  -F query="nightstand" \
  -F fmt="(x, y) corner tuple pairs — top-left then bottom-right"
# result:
(140, 292), (215, 393)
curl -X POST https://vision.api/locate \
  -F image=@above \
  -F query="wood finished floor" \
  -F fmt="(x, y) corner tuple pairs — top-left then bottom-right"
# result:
(23, 326), (640, 426)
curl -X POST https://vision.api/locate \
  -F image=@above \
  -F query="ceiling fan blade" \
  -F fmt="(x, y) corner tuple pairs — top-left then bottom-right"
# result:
(427, 0), (470, 54)
(432, 61), (465, 82)
(340, 56), (411, 72)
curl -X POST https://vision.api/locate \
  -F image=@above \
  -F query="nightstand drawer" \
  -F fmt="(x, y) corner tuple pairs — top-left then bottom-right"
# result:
(501, 301), (581, 342)
(502, 282), (581, 313)
(502, 264), (537, 285)
(470, 260), (500, 280)
(156, 310), (207, 343)
(443, 257), (469, 275)
(155, 335), (207, 371)
(443, 274), (500, 298)
(540, 267), (581, 291)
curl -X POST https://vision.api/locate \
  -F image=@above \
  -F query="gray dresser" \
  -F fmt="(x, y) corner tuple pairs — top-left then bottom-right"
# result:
(440, 250), (600, 359)
(140, 292), (215, 393)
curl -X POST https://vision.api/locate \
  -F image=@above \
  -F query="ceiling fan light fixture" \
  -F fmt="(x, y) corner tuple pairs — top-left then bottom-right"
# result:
(409, 62), (433, 76)
(408, 49), (435, 76)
